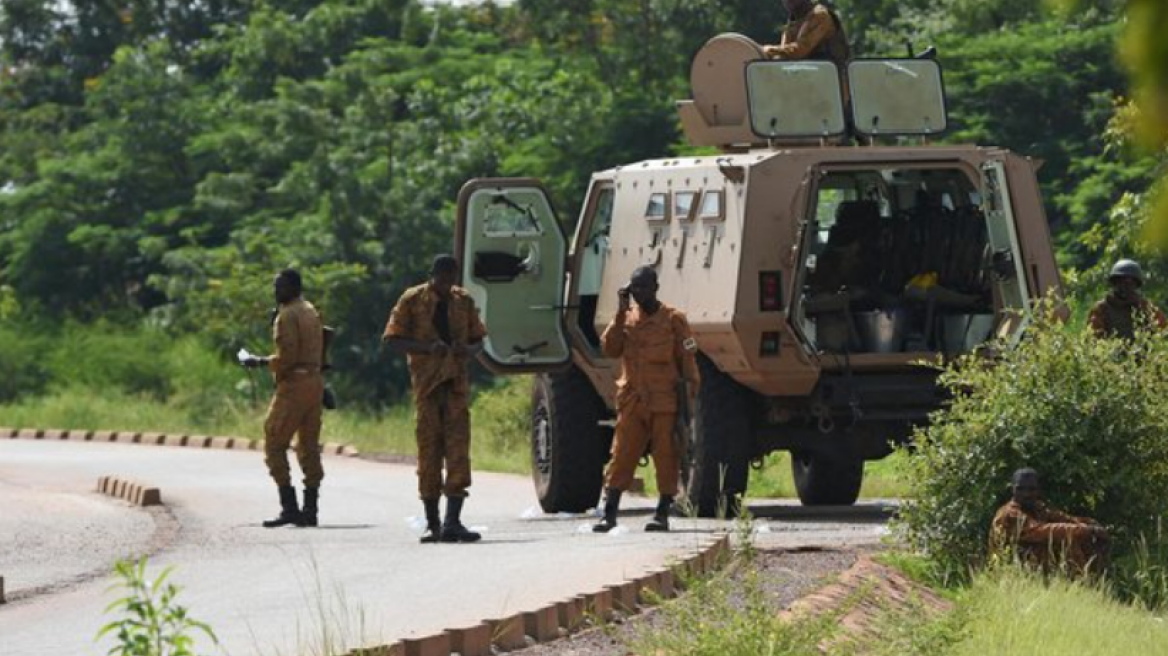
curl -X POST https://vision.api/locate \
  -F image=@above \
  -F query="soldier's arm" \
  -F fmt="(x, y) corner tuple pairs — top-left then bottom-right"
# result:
(458, 298), (488, 356)
(1086, 304), (1107, 338)
(673, 313), (701, 391)
(268, 309), (299, 379)
(772, 11), (835, 60)
(601, 309), (629, 358)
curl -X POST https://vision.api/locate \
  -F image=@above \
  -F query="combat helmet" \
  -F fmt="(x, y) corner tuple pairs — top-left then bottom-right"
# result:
(1109, 259), (1144, 286)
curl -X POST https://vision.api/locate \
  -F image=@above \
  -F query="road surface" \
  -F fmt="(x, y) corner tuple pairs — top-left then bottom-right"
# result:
(0, 439), (889, 655)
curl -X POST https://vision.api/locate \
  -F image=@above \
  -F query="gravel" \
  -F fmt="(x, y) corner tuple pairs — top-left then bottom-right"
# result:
(516, 546), (861, 656)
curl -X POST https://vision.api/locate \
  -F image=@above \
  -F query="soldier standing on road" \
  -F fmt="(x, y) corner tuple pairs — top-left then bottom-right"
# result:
(990, 468), (1110, 577)
(1087, 259), (1167, 340)
(594, 267), (700, 534)
(242, 269), (326, 528)
(384, 255), (488, 544)
(763, 0), (851, 67)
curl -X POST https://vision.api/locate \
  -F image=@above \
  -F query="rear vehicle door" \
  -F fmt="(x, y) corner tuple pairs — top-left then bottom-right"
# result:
(455, 178), (571, 373)
(980, 160), (1032, 340)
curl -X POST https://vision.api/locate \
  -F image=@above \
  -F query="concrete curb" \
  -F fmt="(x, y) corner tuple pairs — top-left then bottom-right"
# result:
(2, 427), (360, 459)
(97, 475), (163, 507)
(343, 533), (733, 656)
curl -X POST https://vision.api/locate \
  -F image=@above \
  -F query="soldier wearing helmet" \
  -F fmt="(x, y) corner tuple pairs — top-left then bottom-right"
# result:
(1087, 259), (1167, 339)
(593, 267), (701, 533)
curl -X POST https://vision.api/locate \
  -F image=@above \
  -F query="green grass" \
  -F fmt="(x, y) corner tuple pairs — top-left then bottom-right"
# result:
(746, 451), (910, 500)
(945, 568), (1168, 656)
(0, 377), (533, 476)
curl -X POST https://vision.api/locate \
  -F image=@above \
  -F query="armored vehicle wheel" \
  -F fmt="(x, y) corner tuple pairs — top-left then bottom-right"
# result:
(791, 452), (863, 506)
(531, 366), (612, 513)
(684, 354), (752, 518)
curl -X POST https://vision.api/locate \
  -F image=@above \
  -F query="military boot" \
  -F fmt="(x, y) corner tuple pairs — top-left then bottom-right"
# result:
(440, 496), (482, 543)
(263, 485), (302, 528)
(299, 487), (319, 527)
(592, 488), (622, 533)
(420, 499), (442, 544)
(645, 495), (673, 532)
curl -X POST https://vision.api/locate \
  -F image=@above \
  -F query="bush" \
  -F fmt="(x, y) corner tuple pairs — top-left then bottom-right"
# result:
(0, 326), (50, 402)
(897, 303), (1168, 580)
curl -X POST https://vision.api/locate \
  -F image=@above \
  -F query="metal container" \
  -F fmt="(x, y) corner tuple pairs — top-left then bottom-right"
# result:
(854, 309), (911, 353)
(939, 313), (996, 353)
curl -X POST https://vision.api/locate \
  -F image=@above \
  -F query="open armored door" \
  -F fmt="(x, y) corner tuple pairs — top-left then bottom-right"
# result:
(980, 160), (1032, 342)
(455, 179), (572, 373)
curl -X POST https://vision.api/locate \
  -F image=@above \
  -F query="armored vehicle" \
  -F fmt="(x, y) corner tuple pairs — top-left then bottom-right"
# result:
(453, 34), (1061, 515)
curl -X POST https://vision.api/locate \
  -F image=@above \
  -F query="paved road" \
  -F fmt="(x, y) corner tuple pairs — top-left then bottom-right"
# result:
(0, 439), (889, 655)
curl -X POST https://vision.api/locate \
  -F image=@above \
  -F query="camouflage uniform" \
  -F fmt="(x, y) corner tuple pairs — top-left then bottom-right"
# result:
(264, 298), (325, 488)
(1087, 294), (1168, 339)
(770, 3), (850, 66)
(990, 500), (1109, 575)
(384, 283), (487, 500)
(601, 303), (700, 496)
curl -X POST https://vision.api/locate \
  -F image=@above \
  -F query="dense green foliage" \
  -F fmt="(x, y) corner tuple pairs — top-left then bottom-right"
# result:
(0, 0), (1159, 407)
(898, 308), (1168, 579)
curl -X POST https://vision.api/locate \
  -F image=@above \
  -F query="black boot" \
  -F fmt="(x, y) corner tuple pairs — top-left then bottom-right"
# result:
(592, 488), (622, 533)
(299, 487), (319, 527)
(263, 485), (302, 528)
(420, 499), (442, 544)
(440, 496), (482, 543)
(645, 495), (673, 532)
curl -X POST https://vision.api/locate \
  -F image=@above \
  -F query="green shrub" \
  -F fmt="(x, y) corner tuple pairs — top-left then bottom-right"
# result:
(897, 302), (1168, 580)
(0, 325), (50, 402)
(98, 558), (217, 656)
(46, 325), (178, 400)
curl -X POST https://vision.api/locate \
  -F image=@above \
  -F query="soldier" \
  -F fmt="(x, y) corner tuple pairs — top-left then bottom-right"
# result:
(384, 255), (487, 544)
(594, 267), (701, 533)
(241, 269), (326, 528)
(990, 468), (1110, 576)
(763, 0), (851, 67)
(1087, 259), (1167, 339)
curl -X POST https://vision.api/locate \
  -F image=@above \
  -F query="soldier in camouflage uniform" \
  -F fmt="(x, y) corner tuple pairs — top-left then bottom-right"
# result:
(990, 468), (1110, 577)
(1087, 259), (1167, 340)
(593, 267), (700, 534)
(384, 255), (488, 543)
(242, 269), (326, 528)
(763, 0), (851, 67)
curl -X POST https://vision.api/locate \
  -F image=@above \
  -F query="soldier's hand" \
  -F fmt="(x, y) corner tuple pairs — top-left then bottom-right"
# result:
(762, 45), (780, 59)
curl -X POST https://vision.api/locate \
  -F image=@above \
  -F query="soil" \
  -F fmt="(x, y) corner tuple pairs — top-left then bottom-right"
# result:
(515, 546), (864, 656)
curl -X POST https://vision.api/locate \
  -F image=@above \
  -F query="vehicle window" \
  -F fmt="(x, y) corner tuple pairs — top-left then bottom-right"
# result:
(674, 191), (697, 221)
(645, 193), (669, 220)
(482, 197), (544, 237)
(700, 190), (724, 220)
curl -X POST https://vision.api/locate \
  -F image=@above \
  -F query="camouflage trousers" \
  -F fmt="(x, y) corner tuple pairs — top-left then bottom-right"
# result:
(264, 372), (325, 488)
(605, 398), (679, 496)
(415, 379), (472, 500)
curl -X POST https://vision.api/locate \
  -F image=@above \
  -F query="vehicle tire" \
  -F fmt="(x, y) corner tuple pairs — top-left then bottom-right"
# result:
(531, 366), (612, 513)
(790, 452), (864, 506)
(684, 354), (753, 518)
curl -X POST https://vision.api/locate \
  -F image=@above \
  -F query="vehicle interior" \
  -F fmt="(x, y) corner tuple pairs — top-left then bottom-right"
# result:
(798, 167), (998, 355)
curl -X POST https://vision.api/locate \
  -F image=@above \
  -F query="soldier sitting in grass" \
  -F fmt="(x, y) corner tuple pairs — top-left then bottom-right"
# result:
(990, 468), (1110, 577)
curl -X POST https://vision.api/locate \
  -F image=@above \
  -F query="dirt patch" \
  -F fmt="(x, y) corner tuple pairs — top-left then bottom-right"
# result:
(783, 554), (952, 650)
(516, 547), (859, 656)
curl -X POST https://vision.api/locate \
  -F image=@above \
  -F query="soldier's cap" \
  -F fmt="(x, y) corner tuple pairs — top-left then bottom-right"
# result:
(630, 266), (659, 286)
(277, 268), (302, 291)
(1012, 468), (1039, 486)
(431, 254), (459, 275)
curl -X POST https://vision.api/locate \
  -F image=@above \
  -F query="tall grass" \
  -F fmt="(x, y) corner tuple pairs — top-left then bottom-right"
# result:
(946, 567), (1168, 656)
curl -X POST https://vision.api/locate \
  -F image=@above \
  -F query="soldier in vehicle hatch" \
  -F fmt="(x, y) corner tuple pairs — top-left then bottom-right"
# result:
(1087, 259), (1167, 340)
(990, 468), (1110, 577)
(763, 0), (851, 67)
(241, 269), (326, 528)
(593, 267), (701, 534)
(384, 255), (488, 544)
